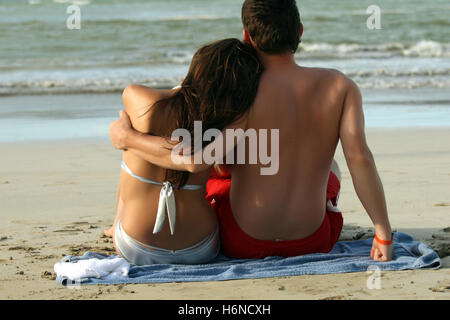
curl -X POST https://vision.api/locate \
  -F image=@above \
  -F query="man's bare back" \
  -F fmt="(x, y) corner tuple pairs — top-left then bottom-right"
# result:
(229, 64), (347, 241)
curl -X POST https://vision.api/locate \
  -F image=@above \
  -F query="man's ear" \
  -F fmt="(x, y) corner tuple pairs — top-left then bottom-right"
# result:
(299, 23), (304, 39)
(243, 29), (252, 45)
(243, 29), (258, 50)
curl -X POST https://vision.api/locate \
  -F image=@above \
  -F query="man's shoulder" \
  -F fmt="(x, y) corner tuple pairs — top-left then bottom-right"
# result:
(257, 65), (343, 90)
(254, 66), (359, 108)
(304, 67), (360, 100)
(303, 66), (352, 85)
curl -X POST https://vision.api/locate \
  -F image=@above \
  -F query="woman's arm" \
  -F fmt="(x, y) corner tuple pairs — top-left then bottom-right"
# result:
(112, 84), (209, 172)
(112, 112), (244, 173)
(110, 87), (248, 173)
(124, 129), (209, 173)
(121, 84), (162, 133)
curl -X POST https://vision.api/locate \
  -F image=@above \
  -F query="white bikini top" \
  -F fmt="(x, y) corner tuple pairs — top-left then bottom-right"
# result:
(121, 161), (205, 236)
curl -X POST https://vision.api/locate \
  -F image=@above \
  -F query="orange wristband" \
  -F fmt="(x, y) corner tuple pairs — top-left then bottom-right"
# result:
(374, 233), (393, 245)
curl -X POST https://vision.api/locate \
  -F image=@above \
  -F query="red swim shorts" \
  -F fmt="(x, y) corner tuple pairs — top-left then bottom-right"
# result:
(206, 168), (343, 259)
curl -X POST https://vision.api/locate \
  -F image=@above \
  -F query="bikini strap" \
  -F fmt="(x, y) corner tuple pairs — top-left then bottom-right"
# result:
(121, 161), (163, 186)
(121, 161), (204, 190)
(120, 161), (205, 236)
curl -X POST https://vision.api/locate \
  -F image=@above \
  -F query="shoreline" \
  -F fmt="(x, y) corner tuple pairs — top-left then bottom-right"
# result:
(0, 125), (449, 145)
(0, 127), (449, 299)
(1, 88), (449, 142)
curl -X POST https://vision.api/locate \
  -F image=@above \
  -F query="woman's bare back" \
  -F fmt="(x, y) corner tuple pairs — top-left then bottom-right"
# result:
(119, 85), (217, 250)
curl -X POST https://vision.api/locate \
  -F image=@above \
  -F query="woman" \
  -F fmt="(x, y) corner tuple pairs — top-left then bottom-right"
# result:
(104, 39), (262, 265)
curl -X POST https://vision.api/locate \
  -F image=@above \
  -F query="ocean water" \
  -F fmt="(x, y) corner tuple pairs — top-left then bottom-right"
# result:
(0, 0), (449, 141)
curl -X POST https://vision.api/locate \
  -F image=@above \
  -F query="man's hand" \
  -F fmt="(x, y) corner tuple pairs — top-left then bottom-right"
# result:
(109, 110), (133, 150)
(370, 237), (394, 262)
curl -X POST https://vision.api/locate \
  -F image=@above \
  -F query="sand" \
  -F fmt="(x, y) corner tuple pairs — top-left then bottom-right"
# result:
(0, 127), (449, 300)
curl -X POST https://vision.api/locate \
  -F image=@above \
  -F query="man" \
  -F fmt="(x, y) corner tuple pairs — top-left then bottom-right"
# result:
(109, 0), (393, 261)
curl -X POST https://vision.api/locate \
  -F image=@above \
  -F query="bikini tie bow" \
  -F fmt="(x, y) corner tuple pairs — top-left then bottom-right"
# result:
(153, 181), (176, 235)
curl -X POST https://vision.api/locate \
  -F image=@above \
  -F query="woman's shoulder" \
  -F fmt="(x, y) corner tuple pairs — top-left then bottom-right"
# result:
(122, 84), (176, 134)
(122, 84), (173, 114)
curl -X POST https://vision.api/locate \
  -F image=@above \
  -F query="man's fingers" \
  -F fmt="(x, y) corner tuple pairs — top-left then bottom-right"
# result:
(379, 251), (387, 262)
(371, 243), (394, 262)
(374, 248), (381, 261)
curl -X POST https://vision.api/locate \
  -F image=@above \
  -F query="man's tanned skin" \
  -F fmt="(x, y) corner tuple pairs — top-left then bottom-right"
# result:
(110, 34), (393, 262)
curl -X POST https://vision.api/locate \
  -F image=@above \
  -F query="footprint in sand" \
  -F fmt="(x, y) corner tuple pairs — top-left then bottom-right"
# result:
(428, 227), (450, 258)
(339, 225), (374, 241)
(41, 271), (56, 280)
(8, 246), (38, 252)
(342, 224), (361, 230)
(430, 285), (450, 293)
(429, 241), (450, 258)
(69, 221), (99, 231)
(70, 244), (115, 256)
(93, 246), (116, 255)
(321, 295), (347, 300)
(433, 202), (450, 207)
(432, 234), (449, 240)
(53, 228), (83, 233)
(35, 255), (56, 260)
(71, 221), (90, 225)
(67, 245), (93, 255)
(53, 223), (91, 233)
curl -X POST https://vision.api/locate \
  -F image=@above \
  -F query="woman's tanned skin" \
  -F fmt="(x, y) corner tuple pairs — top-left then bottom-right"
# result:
(106, 85), (217, 251)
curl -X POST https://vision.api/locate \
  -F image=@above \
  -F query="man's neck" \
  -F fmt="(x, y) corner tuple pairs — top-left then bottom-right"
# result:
(258, 52), (297, 69)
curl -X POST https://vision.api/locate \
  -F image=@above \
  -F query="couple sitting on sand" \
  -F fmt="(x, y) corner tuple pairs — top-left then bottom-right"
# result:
(104, 0), (394, 265)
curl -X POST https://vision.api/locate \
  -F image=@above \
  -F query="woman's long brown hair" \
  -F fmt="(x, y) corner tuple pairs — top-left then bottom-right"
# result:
(149, 38), (263, 187)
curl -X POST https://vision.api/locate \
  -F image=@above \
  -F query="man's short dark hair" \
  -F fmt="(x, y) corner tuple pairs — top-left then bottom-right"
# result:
(242, 0), (302, 55)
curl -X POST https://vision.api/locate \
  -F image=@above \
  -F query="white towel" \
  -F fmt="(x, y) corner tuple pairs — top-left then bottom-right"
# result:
(54, 257), (130, 281)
